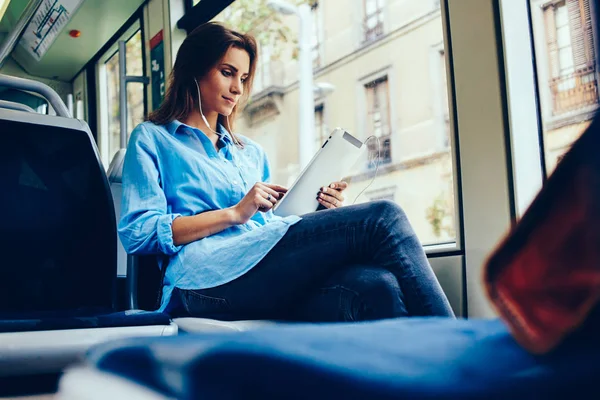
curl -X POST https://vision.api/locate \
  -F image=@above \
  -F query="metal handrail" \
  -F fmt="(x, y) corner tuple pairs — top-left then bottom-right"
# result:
(0, 0), (45, 68)
(0, 74), (71, 118)
(0, 99), (35, 113)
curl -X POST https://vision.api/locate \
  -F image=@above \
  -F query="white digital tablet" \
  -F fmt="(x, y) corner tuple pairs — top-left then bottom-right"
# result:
(273, 128), (366, 217)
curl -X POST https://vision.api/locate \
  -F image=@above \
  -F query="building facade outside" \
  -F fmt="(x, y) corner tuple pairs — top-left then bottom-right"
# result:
(529, 0), (600, 174)
(213, 0), (457, 246)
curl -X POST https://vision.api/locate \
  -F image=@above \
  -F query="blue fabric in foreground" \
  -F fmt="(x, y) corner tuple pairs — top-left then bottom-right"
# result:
(0, 310), (171, 333)
(87, 317), (600, 399)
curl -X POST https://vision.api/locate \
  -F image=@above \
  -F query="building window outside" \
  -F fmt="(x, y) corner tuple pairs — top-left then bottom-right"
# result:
(531, 0), (599, 175)
(365, 76), (392, 165)
(363, 0), (385, 42)
(543, 0), (597, 115)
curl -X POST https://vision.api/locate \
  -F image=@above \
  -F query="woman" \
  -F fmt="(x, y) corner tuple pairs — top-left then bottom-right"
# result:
(119, 22), (454, 322)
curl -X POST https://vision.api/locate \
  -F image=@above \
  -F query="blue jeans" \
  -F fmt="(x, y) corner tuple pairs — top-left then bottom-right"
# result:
(178, 200), (455, 321)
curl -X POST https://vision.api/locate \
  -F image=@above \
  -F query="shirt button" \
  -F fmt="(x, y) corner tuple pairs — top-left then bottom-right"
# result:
(233, 181), (238, 185)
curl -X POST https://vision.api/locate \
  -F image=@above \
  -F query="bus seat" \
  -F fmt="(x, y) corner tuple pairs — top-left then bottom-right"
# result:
(0, 99), (36, 113)
(0, 102), (177, 379)
(107, 148), (128, 279)
(58, 316), (600, 399)
(106, 149), (277, 333)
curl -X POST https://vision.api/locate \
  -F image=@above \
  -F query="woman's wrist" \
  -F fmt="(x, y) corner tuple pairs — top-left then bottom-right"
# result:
(227, 205), (244, 225)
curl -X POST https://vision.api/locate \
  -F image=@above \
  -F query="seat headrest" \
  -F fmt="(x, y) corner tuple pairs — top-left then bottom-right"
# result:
(107, 149), (127, 184)
(0, 111), (117, 313)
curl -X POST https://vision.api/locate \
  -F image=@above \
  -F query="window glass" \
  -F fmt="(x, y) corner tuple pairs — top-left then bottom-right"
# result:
(102, 29), (145, 163)
(127, 83), (145, 140)
(529, 0), (598, 175)
(126, 31), (145, 138)
(212, 0), (457, 246)
(126, 30), (144, 77)
(105, 51), (121, 163)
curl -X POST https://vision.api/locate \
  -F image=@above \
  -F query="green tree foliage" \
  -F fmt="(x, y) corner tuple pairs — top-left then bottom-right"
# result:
(213, 0), (312, 59)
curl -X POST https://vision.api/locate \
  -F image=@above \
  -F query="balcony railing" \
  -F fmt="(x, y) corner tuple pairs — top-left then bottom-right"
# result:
(550, 65), (599, 115)
(364, 21), (384, 42)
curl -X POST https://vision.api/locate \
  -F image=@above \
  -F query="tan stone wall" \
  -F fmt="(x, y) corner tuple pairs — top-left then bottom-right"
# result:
(235, 1), (455, 244)
(544, 121), (590, 174)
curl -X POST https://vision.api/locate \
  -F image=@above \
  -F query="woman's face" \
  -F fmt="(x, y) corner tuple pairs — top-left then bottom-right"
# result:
(198, 46), (250, 117)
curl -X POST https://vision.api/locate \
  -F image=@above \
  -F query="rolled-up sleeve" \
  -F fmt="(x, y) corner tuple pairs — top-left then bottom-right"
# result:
(118, 125), (182, 256)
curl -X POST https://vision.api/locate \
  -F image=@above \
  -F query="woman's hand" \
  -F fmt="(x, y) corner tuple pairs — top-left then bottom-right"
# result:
(317, 181), (348, 209)
(232, 182), (287, 224)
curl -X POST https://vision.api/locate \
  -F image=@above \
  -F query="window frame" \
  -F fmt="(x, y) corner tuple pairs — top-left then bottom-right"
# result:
(95, 20), (146, 167)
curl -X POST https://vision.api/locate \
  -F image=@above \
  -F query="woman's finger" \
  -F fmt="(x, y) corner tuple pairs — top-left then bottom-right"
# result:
(263, 183), (288, 194)
(320, 186), (344, 202)
(317, 196), (335, 209)
(257, 183), (281, 201)
(329, 181), (348, 191)
(318, 192), (341, 208)
(257, 188), (277, 205)
(256, 195), (274, 211)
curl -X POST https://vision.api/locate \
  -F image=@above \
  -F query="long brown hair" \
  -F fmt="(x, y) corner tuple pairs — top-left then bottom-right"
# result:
(148, 22), (258, 147)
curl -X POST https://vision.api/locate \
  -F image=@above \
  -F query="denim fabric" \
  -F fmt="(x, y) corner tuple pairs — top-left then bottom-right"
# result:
(118, 121), (300, 313)
(89, 317), (600, 399)
(178, 200), (454, 320)
(293, 266), (408, 322)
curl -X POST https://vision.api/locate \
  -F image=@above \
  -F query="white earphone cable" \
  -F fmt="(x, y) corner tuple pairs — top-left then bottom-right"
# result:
(193, 78), (241, 146)
(352, 135), (380, 205)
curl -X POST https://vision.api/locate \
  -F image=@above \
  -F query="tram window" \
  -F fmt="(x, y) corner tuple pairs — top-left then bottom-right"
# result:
(206, 0), (457, 246)
(100, 29), (145, 164)
(529, 0), (599, 176)
(125, 31), (145, 142)
(105, 51), (121, 164)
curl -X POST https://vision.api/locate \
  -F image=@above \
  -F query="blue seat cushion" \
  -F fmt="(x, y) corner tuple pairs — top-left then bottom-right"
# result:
(87, 317), (600, 399)
(0, 309), (171, 333)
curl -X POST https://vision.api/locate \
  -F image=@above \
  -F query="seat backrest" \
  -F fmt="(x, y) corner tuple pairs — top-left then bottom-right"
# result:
(107, 148), (163, 311)
(0, 110), (117, 313)
(107, 149), (127, 278)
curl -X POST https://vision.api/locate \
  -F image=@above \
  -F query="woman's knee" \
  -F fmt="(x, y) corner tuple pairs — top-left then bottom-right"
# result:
(365, 200), (416, 239)
(340, 267), (408, 320)
(367, 200), (407, 222)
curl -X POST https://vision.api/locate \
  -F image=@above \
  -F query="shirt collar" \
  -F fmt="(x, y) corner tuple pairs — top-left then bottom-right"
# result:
(217, 123), (233, 144)
(165, 120), (184, 136)
(167, 120), (233, 145)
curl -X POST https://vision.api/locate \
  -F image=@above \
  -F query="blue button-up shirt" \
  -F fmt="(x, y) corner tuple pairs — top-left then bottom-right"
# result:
(118, 120), (301, 312)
